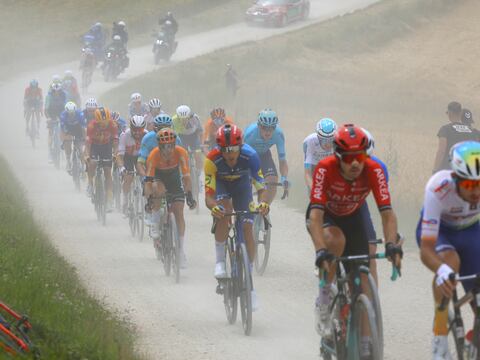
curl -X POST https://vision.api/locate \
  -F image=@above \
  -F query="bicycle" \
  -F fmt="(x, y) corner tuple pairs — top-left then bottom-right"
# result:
(50, 118), (62, 169)
(126, 172), (145, 241)
(0, 301), (40, 358)
(213, 211), (267, 336)
(319, 242), (401, 360)
(91, 158), (107, 225)
(150, 194), (181, 283)
(440, 273), (480, 360)
(25, 105), (39, 148)
(112, 163), (122, 212)
(187, 148), (200, 214)
(70, 139), (84, 192)
(253, 182), (287, 276)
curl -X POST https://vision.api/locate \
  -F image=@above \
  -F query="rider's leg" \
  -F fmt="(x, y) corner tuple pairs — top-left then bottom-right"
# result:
(214, 198), (233, 265)
(265, 175), (278, 204)
(260, 150), (278, 204)
(242, 220), (255, 263)
(104, 165), (113, 204)
(62, 135), (73, 167)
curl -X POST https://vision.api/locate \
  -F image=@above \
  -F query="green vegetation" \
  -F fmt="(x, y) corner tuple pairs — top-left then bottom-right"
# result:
(0, 156), (141, 359)
(0, 0), (251, 78)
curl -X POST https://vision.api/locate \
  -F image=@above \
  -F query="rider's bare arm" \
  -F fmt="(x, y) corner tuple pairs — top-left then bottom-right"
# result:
(308, 208), (327, 251)
(380, 209), (398, 244)
(420, 237), (443, 273)
(279, 159), (288, 178)
(304, 167), (313, 190)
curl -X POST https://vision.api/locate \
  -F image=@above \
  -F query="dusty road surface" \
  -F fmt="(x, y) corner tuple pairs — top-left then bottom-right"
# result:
(0, 1), (438, 359)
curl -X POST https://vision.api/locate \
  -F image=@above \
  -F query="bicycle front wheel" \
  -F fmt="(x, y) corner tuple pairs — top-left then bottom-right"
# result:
(238, 242), (253, 336)
(254, 214), (271, 276)
(169, 213), (180, 283)
(223, 242), (238, 324)
(350, 294), (381, 360)
(447, 308), (467, 360)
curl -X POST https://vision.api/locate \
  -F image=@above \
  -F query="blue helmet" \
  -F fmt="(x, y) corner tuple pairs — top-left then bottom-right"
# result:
(450, 141), (480, 180)
(154, 114), (172, 129)
(30, 79), (38, 88)
(316, 118), (337, 139)
(257, 109), (278, 127)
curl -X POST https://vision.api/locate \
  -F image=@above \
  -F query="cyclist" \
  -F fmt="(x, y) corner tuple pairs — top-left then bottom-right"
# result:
(60, 101), (86, 173)
(202, 107), (234, 153)
(23, 79), (43, 135)
(62, 70), (81, 106)
(117, 115), (148, 214)
(45, 82), (67, 162)
(128, 92), (149, 117)
(418, 141), (480, 359)
(204, 124), (269, 309)
(83, 98), (98, 125)
(303, 118), (337, 192)
(80, 47), (96, 75)
(111, 111), (127, 136)
(146, 128), (196, 268)
(85, 107), (119, 211)
(144, 98), (163, 131)
(244, 108), (289, 204)
(138, 114), (182, 224)
(172, 105), (204, 183)
(307, 124), (402, 352)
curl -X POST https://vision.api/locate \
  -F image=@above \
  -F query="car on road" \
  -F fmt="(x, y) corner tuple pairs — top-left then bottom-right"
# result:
(245, 0), (310, 27)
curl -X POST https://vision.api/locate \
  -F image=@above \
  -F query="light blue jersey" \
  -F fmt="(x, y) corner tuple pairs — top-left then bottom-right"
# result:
(243, 123), (286, 161)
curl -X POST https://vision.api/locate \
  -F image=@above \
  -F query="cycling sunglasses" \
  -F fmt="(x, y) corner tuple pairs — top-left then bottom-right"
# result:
(259, 125), (276, 132)
(338, 151), (368, 164)
(221, 145), (240, 153)
(456, 178), (480, 191)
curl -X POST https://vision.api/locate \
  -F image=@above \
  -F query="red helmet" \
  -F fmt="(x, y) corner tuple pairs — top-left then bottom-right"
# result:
(334, 124), (368, 153)
(216, 124), (242, 147)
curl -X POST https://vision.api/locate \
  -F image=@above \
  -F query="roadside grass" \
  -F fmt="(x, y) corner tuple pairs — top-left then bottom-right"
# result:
(0, 156), (142, 359)
(0, 0), (251, 79)
(100, 0), (470, 234)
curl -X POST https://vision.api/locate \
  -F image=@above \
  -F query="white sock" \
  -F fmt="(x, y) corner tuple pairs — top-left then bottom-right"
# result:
(179, 236), (185, 251)
(215, 241), (226, 263)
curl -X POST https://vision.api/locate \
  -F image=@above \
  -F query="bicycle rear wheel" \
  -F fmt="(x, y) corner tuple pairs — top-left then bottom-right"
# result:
(350, 294), (381, 360)
(223, 242), (238, 324)
(238, 242), (253, 336)
(254, 214), (271, 276)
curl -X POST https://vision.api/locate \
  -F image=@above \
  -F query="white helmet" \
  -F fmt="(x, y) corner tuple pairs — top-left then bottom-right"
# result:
(117, 20), (126, 27)
(52, 74), (61, 83)
(450, 141), (480, 180)
(148, 98), (162, 109)
(113, 35), (121, 41)
(85, 97), (98, 109)
(176, 105), (191, 119)
(165, 20), (172, 26)
(64, 70), (73, 78)
(130, 115), (146, 129)
(130, 92), (142, 102)
(51, 82), (62, 91)
(65, 101), (77, 113)
(362, 128), (375, 156)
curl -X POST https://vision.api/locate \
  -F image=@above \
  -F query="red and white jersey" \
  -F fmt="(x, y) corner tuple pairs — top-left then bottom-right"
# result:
(310, 155), (392, 216)
(420, 170), (480, 239)
(118, 128), (147, 156)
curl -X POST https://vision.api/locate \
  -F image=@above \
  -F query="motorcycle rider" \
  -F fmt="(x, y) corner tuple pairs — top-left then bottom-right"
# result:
(159, 12), (178, 49)
(112, 20), (128, 46)
(104, 35), (129, 72)
(80, 47), (96, 74)
(86, 22), (106, 61)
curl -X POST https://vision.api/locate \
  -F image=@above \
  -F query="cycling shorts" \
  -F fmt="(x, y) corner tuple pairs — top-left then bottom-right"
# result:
(306, 202), (375, 273)
(62, 123), (84, 141)
(259, 149), (278, 178)
(153, 167), (185, 204)
(216, 176), (254, 222)
(416, 214), (480, 292)
(91, 143), (113, 167)
(179, 133), (201, 152)
(124, 154), (138, 172)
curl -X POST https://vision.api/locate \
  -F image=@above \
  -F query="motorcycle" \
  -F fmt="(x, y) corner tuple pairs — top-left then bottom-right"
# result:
(102, 48), (123, 82)
(152, 31), (176, 64)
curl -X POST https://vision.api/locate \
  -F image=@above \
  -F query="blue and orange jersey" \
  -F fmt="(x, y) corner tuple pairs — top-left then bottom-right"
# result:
(204, 144), (265, 195)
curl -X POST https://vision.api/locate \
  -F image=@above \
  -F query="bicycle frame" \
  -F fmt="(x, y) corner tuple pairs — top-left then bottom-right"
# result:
(0, 302), (37, 357)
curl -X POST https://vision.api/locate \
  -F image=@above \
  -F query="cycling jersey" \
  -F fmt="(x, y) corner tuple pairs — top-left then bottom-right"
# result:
(82, 109), (96, 124)
(119, 128), (147, 157)
(172, 114), (203, 136)
(419, 170), (480, 240)
(128, 102), (149, 117)
(146, 146), (189, 176)
(303, 133), (333, 170)
(24, 87), (43, 106)
(115, 118), (127, 137)
(60, 110), (86, 133)
(203, 117), (234, 144)
(310, 155), (391, 217)
(86, 119), (118, 145)
(138, 130), (183, 163)
(243, 123), (286, 161)
(45, 90), (67, 119)
(204, 144), (265, 196)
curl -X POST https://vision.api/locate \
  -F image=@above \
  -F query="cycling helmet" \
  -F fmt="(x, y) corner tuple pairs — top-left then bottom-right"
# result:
(113, 35), (121, 42)
(316, 118), (337, 139)
(52, 74), (61, 83)
(450, 141), (480, 180)
(30, 79), (38, 87)
(111, 111), (120, 121)
(85, 97), (98, 110)
(65, 101), (77, 113)
(257, 109), (278, 127)
(165, 20), (172, 27)
(176, 105), (191, 119)
(148, 98), (162, 109)
(117, 20), (126, 27)
(157, 128), (176, 144)
(130, 92), (142, 102)
(211, 107), (226, 120)
(64, 70), (73, 78)
(153, 114), (172, 129)
(362, 128), (375, 156)
(94, 107), (112, 125)
(216, 124), (242, 147)
(334, 124), (368, 154)
(130, 115), (146, 129)
(51, 82), (61, 91)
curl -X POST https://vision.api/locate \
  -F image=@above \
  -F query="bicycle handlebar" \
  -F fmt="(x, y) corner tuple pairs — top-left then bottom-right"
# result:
(438, 272), (480, 311)
(210, 211), (271, 234)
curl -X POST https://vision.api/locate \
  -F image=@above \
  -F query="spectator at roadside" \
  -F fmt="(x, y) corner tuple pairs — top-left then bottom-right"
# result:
(432, 101), (478, 172)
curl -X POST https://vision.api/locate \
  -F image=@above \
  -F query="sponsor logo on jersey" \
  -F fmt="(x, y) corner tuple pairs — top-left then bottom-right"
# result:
(313, 168), (327, 200)
(374, 168), (390, 201)
(434, 179), (450, 193)
(422, 218), (438, 225)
